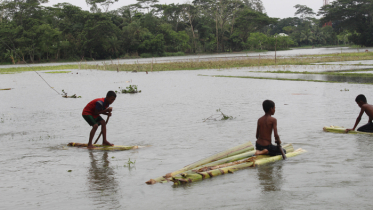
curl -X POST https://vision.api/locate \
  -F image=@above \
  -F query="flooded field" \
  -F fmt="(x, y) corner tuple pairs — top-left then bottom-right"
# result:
(2, 65), (373, 209)
(1, 47), (372, 69)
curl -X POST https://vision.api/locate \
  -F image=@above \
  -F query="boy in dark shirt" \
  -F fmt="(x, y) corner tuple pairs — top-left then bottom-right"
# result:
(255, 100), (286, 156)
(82, 91), (116, 149)
(346, 94), (373, 133)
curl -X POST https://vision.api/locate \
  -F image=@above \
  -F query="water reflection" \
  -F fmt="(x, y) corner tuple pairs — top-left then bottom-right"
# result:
(257, 164), (283, 192)
(87, 151), (120, 209)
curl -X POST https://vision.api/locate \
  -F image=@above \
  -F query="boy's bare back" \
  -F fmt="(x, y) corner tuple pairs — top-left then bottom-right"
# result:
(256, 115), (279, 146)
(361, 104), (373, 121)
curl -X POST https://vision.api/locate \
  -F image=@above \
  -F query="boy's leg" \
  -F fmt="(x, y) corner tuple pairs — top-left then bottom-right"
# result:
(82, 115), (99, 149)
(99, 119), (113, 146)
(87, 124), (99, 149)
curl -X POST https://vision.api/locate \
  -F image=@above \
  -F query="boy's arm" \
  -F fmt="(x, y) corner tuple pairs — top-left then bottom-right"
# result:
(95, 107), (112, 115)
(346, 108), (364, 132)
(273, 118), (281, 144)
(256, 119), (260, 139)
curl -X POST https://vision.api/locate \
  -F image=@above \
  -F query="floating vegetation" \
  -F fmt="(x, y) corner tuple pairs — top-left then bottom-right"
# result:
(0, 88), (11, 90)
(124, 158), (136, 168)
(115, 85), (141, 94)
(340, 88), (350, 91)
(61, 89), (81, 98)
(203, 109), (235, 122)
(67, 170), (72, 172)
(44, 71), (71, 74)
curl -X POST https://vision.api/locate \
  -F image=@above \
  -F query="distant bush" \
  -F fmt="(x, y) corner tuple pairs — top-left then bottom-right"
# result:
(165, 52), (185, 56)
(140, 53), (154, 58)
(140, 52), (185, 58)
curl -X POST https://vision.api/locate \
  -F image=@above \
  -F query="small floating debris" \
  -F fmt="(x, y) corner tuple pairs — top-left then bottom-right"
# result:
(115, 85), (141, 94)
(61, 90), (81, 98)
(0, 88), (12, 90)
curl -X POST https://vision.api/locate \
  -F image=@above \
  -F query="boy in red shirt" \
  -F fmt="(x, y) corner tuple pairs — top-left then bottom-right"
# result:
(82, 91), (116, 149)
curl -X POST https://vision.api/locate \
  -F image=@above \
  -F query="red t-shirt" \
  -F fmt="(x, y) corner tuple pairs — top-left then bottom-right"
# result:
(82, 98), (108, 118)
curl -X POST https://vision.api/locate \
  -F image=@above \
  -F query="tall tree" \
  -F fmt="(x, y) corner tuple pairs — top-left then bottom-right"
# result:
(319, 0), (373, 46)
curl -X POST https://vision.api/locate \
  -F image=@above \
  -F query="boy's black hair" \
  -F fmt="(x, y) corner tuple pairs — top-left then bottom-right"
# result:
(263, 100), (275, 113)
(106, 91), (117, 98)
(355, 94), (367, 103)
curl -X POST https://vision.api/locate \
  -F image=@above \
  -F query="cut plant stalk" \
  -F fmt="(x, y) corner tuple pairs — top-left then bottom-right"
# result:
(67, 142), (139, 151)
(145, 141), (254, 184)
(172, 147), (306, 185)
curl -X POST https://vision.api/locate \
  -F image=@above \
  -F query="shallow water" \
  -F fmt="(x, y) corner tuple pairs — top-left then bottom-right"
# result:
(2, 68), (373, 209)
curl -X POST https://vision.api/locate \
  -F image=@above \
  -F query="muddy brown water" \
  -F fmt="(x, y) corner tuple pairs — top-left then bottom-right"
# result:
(2, 66), (373, 209)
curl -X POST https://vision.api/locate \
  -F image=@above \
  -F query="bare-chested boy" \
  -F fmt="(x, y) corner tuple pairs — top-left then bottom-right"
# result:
(255, 100), (286, 156)
(346, 94), (373, 133)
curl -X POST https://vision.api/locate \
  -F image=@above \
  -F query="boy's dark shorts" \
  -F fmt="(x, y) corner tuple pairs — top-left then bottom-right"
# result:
(357, 122), (373, 133)
(82, 115), (104, 126)
(256, 143), (286, 156)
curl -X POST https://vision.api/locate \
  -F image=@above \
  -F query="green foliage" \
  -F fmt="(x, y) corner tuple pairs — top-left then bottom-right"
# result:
(319, 0), (373, 46)
(203, 108), (234, 122)
(61, 90), (82, 98)
(124, 158), (136, 167)
(115, 85), (141, 93)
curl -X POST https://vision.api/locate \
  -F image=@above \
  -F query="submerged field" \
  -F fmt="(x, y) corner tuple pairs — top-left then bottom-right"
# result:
(2, 48), (373, 209)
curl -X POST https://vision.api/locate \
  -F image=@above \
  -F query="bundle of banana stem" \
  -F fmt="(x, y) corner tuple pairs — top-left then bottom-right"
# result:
(146, 142), (306, 185)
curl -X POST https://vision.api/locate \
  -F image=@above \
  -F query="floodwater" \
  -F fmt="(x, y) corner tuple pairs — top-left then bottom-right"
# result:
(1, 47), (372, 69)
(2, 66), (373, 209)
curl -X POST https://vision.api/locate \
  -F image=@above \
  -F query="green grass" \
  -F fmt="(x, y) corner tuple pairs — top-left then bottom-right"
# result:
(44, 71), (72, 74)
(1, 51), (373, 74)
(302, 51), (373, 58)
(200, 74), (373, 85)
(250, 69), (373, 77)
(0, 65), (79, 74)
(92, 55), (373, 72)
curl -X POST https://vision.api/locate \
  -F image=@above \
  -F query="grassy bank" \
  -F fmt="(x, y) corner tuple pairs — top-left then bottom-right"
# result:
(0, 65), (79, 74)
(1, 52), (373, 74)
(250, 69), (373, 77)
(201, 75), (373, 85)
(92, 55), (373, 72)
(302, 51), (373, 58)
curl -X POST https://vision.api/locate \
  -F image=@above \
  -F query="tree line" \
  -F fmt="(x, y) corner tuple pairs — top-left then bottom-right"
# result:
(0, 0), (371, 64)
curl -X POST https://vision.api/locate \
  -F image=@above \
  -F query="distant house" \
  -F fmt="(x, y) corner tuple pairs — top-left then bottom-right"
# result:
(278, 33), (288, 37)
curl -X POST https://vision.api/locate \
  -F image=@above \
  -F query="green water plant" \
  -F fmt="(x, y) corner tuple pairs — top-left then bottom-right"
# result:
(203, 109), (235, 122)
(61, 89), (81, 98)
(124, 158), (136, 167)
(115, 85), (141, 94)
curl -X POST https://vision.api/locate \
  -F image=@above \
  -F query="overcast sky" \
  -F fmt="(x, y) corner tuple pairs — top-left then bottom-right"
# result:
(43, 0), (327, 19)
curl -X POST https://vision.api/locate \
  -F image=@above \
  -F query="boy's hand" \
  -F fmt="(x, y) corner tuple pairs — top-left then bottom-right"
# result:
(275, 139), (281, 145)
(106, 107), (113, 112)
(108, 112), (112, 117)
(345, 128), (354, 133)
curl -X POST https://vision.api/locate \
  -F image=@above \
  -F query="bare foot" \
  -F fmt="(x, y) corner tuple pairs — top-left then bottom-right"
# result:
(103, 140), (114, 146)
(255, 149), (268, 156)
(87, 145), (96, 149)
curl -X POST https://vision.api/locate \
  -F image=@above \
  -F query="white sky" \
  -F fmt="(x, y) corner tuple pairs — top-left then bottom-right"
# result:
(43, 0), (327, 19)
